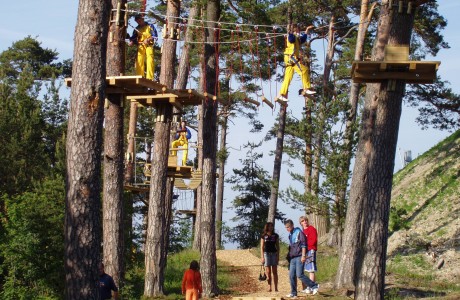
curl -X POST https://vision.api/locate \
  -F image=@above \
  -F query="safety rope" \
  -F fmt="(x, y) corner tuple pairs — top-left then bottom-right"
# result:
(214, 25), (221, 105)
(254, 27), (264, 96)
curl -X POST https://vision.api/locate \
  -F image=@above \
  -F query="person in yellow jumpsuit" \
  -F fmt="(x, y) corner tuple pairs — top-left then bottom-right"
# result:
(277, 24), (316, 105)
(129, 14), (158, 80)
(171, 121), (192, 166)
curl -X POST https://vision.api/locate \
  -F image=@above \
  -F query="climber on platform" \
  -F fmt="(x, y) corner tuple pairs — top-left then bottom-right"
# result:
(171, 120), (192, 166)
(276, 23), (316, 105)
(128, 14), (158, 80)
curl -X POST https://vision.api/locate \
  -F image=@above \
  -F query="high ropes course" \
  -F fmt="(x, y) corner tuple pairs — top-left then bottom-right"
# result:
(65, 1), (441, 214)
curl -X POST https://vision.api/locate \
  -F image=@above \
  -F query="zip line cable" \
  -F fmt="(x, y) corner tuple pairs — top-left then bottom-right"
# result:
(121, 1), (386, 41)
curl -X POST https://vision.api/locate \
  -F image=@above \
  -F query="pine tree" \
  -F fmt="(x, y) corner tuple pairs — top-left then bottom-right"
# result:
(0, 177), (65, 299)
(64, 0), (110, 298)
(226, 142), (272, 249)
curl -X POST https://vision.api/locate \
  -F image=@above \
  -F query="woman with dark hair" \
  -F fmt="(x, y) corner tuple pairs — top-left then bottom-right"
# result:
(182, 260), (202, 300)
(260, 222), (280, 292)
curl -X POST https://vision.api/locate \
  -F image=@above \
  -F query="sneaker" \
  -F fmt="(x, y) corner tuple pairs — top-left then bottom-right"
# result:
(302, 287), (312, 294)
(276, 95), (288, 103)
(299, 88), (316, 96)
(311, 284), (319, 295)
(285, 294), (297, 298)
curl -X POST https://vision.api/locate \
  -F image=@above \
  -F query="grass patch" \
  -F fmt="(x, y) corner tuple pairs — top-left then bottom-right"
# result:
(316, 247), (339, 282)
(387, 254), (460, 295)
(122, 249), (235, 299)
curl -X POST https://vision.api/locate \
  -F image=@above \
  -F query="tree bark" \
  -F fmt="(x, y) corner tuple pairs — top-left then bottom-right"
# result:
(200, 0), (220, 296)
(355, 2), (415, 298)
(124, 101), (137, 185)
(267, 105), (286, 224)
(162, 176), (175, 288)
(304, 96), (313, 195)
(175, 5), (198, 90)
(336, 0), (376, 248)
(65, 0), (110, 298)
(312, 17), (335, 198)
(335, 0), (372, 288)
(193, 104), (203, 250)
(308, 17), (336, 236)
(268, 4), (292, 226)
(216, 101), (229, 249)
(144, 0), (179, 296)
(103, 0), (127, 288)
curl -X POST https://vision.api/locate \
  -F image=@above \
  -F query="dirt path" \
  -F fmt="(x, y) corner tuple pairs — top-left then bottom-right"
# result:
(216, 249), (293, 298)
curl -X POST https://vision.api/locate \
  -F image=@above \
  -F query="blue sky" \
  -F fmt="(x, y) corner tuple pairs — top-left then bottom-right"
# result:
(1, 0), (459, 246)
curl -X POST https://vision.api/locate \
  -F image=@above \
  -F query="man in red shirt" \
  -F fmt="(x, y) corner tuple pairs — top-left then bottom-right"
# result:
(299, 216), (318, 294)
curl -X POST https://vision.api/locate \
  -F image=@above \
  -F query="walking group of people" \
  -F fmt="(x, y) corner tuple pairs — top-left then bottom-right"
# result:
(260, 217), (319, 298)
(98, 216), (317, 300)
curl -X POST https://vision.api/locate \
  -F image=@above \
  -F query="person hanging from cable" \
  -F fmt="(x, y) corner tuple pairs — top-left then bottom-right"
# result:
(128, 14), (158, 80)
(276, 23), (316, 105)
(171, 120), (192, 166)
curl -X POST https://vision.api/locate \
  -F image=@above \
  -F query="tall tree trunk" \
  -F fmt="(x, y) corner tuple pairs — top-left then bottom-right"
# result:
(175, 5), (198, 90)
(144, 0), (179, 296)
(193, 104), (203, 250)
(309, 17), (336, 236)
(162, 177), (175, 287)
(335, 0), (376, 247)
(216, 99), (229, 249)
(355, 2), (416, 298)
(335, 0), (373, 287)
(312, 17), (335, 196)
(268, 3), (293, 226)
(304, 96), (313, 194)
(200, 0), (220, 296)
(174, 4), (198, 246)
(65, 0), (109, 298)
(267, 105), (287, 224)
(103, 0), (126, 288)
(193, 6), (205, 251)
(125, 101), (137, 184)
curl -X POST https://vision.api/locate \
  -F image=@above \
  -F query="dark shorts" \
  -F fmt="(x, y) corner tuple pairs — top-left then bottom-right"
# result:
(264, 252), (278, 266)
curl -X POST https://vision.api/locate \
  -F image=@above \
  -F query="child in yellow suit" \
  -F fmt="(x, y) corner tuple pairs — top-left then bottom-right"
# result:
(277, 24), (316, 105)
(171, 121), (192, 166)
(129, 14), (158, 80)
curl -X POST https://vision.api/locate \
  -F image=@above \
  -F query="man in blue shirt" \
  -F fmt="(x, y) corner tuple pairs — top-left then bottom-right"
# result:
(98, 263), (119, 300)
(284, 219), (319, 297)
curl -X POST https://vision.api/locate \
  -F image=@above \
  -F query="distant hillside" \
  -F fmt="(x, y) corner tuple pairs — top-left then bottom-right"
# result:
(388, 130), (460, 284)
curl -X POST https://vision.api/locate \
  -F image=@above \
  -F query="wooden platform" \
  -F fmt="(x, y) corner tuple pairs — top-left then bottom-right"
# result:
(123, 184), (149, 193)
(65, 75), (227, 108)
(176, 209), (197, 215)
(351, 60), (441, 84)
(167, 165), (193, 178)
(174, 170), (202, 190)
(65, 75), (166, 94)
(143, 162), (193, 178)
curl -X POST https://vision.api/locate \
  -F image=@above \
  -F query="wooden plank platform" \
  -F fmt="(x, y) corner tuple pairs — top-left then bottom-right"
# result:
(65, 75), (167, 95)
(176, 209), (197, 215)
(65, 75), (227, 107)
(167, 165), (193, 178)
(351, 60), (440, 84)
(124, 185), (149, 193)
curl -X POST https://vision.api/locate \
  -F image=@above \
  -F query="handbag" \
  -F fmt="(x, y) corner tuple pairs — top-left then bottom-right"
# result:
(258, 264), (267, 281)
